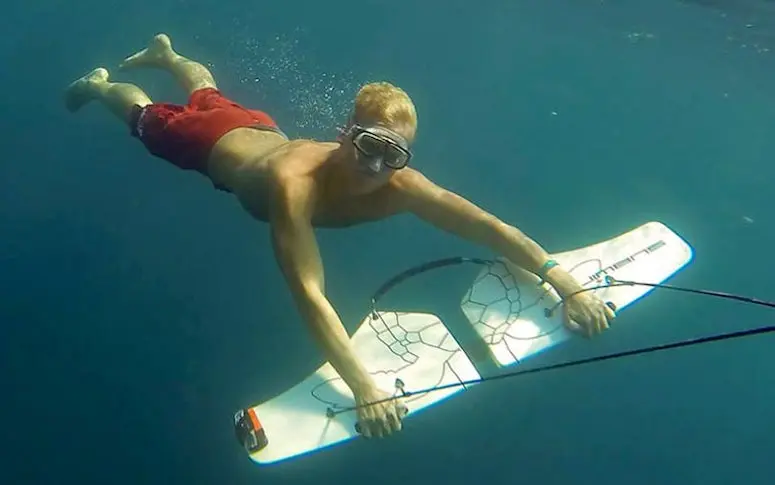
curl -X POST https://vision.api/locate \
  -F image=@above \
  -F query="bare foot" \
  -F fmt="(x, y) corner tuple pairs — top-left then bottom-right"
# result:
(119, 33), (177, 70)
(64, 67), (109, 113)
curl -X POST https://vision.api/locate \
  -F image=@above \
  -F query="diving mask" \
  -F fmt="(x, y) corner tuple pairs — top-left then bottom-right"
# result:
(347, 124), (412, 171)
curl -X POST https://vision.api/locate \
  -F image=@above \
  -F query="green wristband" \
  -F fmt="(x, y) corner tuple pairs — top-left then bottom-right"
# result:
(537, 259), (559, 280)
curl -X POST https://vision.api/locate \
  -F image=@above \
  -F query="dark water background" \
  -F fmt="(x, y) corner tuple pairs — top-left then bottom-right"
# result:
(1, 1), (773, 483)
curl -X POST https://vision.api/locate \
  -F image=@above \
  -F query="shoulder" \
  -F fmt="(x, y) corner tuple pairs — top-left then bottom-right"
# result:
(266, 163), (318, 221)
(269, 141), (331, 196)
(391, 168), (433, 192)
(389, 168), (445, 207)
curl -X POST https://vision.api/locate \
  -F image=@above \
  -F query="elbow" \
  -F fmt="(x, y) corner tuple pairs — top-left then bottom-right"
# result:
(296, 282), (324, 310)
(481, 217), (513, 251)
(489, 220), (540, 258)
(283, 274), (324, 315)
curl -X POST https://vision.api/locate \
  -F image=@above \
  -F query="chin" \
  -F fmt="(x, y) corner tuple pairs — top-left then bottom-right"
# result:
(351, 171), (390, 194)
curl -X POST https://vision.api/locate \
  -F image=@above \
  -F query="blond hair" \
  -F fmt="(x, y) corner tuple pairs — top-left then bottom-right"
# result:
(352, 82), (417, 139)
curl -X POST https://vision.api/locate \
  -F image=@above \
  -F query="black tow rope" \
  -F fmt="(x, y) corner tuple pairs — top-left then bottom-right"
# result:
(329, 257), (775, 416)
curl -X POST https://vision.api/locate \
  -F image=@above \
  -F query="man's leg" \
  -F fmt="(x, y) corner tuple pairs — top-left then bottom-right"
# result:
(119, 33), (217, 95)
(64, 67), (152, 124)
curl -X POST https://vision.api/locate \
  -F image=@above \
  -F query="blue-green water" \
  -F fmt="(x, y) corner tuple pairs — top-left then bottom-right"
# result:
(2, 0), (773, 483)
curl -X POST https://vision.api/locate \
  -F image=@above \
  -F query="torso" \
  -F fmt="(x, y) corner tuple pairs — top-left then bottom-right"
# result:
(205, 127), (408, 227)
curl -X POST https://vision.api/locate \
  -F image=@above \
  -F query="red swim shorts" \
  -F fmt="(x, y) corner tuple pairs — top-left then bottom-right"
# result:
(129, 88), (284, 174)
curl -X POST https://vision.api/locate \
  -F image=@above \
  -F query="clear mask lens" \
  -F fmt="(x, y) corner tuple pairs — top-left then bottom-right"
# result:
(353, 131), (410, 169)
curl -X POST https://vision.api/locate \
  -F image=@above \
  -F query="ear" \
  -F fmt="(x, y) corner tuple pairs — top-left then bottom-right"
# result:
(344, 112), (359, 131)
(336, 114), (355, 142)
(335, 124), (347, 142)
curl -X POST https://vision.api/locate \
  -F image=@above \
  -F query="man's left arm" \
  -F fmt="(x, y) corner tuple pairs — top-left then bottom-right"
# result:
(395, 169), (583, 298)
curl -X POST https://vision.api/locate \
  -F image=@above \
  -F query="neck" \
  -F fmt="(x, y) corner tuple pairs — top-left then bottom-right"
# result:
(319, 146), (354, 196)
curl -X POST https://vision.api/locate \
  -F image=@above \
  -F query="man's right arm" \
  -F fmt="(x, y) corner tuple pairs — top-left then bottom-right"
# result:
(268, 179), (375, 394)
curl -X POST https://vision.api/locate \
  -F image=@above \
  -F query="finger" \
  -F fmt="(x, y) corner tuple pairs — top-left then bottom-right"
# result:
(599, 315), (609, 333)
(598, 305), (615, 333)
(562, 307), (586, 338)
(356, 407), (373, 437)
(386, 407), (401, 433)
(564, 318), (587, 338)
(604, 303), (617, 321)
(364, 407), (383, 438)
(397, 402), (409, 419)
(598, 310), (609, 332)
(359, 420), (372, 438)
(589, 312), (606, 335)
(572, 307), (593, 338)
(382, 403), (399, 434)
(371, 419), (384, 438)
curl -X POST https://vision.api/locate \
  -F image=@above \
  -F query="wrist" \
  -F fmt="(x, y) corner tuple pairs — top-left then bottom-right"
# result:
(542, 264), (583, 298)
(342, 365), (376, 394)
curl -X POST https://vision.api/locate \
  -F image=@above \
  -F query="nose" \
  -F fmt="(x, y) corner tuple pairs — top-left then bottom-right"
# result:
(365, 156), (383, 173)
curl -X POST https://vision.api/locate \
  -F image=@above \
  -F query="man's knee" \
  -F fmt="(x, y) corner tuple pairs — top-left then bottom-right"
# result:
(127, 103), (150, 136)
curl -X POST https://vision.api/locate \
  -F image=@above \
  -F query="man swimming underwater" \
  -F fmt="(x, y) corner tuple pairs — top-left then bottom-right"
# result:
(65, 33), (616, 439)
